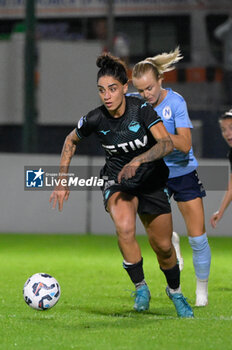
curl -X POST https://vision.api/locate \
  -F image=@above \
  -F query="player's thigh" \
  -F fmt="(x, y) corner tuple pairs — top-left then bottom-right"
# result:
(139, 212), (173, 248)
(107, 192), (138, 235)
(177, 197), (205, 236)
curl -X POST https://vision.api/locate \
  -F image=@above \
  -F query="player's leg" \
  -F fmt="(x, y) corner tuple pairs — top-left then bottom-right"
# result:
(167, 184), (184, 271)
(107, 192), (150, 311)
(140, 212), (193, 318)
(172, 231), (184, 271)
(177, 197), (211, 306)
(108, 192), (140, 262)
(140, 212), (175, 268)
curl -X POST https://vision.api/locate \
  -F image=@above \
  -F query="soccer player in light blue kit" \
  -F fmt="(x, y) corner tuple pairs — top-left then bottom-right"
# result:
(132, 47), (211, 306)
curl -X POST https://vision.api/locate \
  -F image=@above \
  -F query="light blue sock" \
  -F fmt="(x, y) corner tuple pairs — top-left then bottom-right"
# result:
(188, 233), (211, 280)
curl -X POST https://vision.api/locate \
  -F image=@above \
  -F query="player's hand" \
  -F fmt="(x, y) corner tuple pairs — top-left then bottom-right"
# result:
(49, 185), (70, 212)
(118, 158), (141, 183)
(210, 210), (222, 228)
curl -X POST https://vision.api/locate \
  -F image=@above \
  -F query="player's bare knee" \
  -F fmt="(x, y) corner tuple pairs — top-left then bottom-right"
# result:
(156, 242), (172, 260)
(116, 224), (136, 244)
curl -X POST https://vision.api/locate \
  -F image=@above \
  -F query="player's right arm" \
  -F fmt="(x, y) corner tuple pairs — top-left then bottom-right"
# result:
(49, 129), (80, 211)
(170, 100), (192, 154)
(169, 127), (192, 154)
(210, 173), (232, 228)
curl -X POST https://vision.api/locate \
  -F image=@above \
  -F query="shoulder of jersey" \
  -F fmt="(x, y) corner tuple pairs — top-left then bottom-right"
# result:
(126, 92), (141, 99)
(78, 106), (105, 130)
(170, 90), (186, 103)
(85, 105), (105, 119)
(126, 94), (148, 107)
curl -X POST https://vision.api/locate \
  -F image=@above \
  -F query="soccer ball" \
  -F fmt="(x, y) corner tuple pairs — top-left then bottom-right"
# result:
(23, 273), (61, 310)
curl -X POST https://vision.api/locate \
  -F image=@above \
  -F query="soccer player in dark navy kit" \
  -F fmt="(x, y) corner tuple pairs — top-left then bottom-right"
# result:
(211, 109), (232, 228)
(50, 53), (194, 318)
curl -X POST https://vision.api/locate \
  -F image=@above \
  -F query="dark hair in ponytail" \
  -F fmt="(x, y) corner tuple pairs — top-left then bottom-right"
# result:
(96, 53), (128, 85)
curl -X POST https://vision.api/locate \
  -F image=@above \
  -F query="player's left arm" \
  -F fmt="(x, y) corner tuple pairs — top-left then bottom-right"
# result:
(118, 122), (173, 181)
(169, 127), (192, 154)
(140, 122), (174, 162)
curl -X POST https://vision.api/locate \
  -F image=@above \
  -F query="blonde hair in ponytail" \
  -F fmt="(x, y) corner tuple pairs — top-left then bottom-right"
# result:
(132, 47), (183, 79)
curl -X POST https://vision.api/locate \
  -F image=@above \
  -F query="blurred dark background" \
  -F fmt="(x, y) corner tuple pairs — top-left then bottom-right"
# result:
(0, 0), (231, 158)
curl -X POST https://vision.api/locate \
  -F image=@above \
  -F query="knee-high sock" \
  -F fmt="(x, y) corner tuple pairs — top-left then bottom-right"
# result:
(188, 233), (211, 280)
(123, 258), (145, 286)
(160, 264), (180, 290)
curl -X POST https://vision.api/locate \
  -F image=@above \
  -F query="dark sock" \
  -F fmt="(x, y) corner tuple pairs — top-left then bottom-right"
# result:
(160, 264), (180, 290)
(135, 280), (146, 289)
(123, 258), (145, 285)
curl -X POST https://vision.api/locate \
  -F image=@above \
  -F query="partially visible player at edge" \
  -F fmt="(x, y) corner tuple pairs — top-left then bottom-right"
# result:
(132, 47), (211, 307)
(210, 109), (232, 227)
(49, 53), (194, 318)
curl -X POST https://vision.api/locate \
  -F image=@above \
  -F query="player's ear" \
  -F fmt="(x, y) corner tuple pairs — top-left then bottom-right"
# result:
(158, 75), (164, 87)
(123, 82), (128, 94)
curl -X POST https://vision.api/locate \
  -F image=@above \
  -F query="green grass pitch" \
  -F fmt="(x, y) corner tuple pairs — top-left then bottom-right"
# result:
(0, 234), (231, 350)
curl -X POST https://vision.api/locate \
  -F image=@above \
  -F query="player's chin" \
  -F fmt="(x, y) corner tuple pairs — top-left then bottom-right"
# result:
(147, 98), (156, 105)
(106, 105), (119, 114)
(105, 102), (113, 109)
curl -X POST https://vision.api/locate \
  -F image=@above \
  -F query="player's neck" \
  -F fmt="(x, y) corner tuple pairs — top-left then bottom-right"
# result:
(109, 97), (126, 118)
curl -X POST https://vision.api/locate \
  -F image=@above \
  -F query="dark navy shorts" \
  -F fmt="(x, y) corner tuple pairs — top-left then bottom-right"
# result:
(167, 170), (206, 202)
(102, 183), (171, 216)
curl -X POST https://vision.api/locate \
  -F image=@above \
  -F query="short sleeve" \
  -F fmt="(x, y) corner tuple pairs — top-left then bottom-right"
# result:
(140, 102), (162, 129)
(75, 109), (100, 139)
(174, 100), (193, 129)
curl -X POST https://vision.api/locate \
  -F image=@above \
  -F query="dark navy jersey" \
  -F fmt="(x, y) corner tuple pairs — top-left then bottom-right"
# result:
(76, 95), (169, 187)
(228, 148), (232, 172)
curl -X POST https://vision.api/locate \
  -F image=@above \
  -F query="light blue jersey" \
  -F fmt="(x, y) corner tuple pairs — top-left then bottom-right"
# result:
(127, 89), (198, 178)
(154, 88), (198, 178)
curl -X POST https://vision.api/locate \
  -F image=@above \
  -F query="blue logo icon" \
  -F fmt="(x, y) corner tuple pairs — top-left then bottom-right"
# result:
(141, 102), (147, 108)
(164, 188), (170, 203)
(104, 189), (111, 200)
(26, 168), (44, 188)
(128, 121), (140, 133)
(99, 130), (110, 135)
